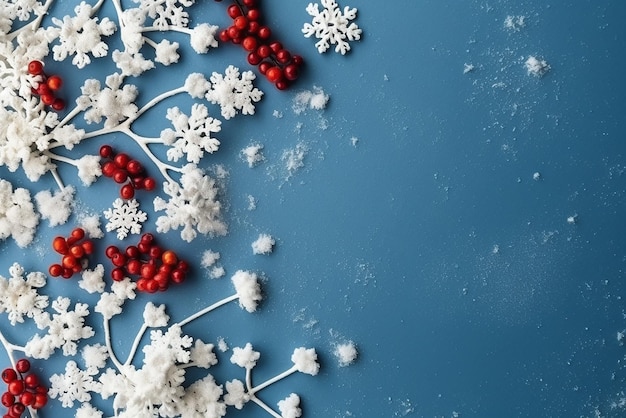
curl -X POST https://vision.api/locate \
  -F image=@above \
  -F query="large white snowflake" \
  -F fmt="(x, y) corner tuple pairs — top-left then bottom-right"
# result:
(77, 73), (139, 129)
(153, 164), (227, 242)
(302, 0), (362, 55)
(103, 198), (147, 240)
(161, 103), (221, 164)
(49, 360), (102, 408)
(47, 1), (117, 68)
(205, 65), (263, 120)
(0, 179), (40, 247)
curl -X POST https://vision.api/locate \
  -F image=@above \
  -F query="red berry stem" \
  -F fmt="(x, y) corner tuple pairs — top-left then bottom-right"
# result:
(216, 0), (304, 90)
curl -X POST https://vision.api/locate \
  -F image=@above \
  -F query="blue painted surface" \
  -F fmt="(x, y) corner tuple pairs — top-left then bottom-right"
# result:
(1, 0), (626, 417)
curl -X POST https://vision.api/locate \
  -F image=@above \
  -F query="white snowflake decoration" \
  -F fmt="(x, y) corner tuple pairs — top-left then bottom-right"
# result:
(0, 263), (48, 326)
(161, 103), (222, 164)
(205, 65), (264, 120)
(302, 0), (362, 55)
(103, 198), (147, 240)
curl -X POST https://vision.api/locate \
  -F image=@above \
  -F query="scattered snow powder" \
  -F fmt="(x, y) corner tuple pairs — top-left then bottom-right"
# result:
(252, 233), (275, 255)
(525, 56), (550, 77)
(241, 143), (264, 168)
(282, 142), (309, 178)
(504, 15), (526, 31)
(533, 172), (542, 181)
(293, 86), (329, 114)
(334, 341), (358, 367)
(247, 195), (257, 211)
(350, 136), (359, 147)
(567, 214), (578, 225)
(35, 186), (75, 226)
(217, 337), (229, 352)
(201, 250), (220, 268)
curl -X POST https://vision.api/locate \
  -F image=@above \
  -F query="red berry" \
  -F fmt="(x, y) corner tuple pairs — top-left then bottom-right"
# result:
(242, 36), (258, 52)
(19, 391), (34, 407)
(153, 272), (170, 287)
(176, 260), (190, 272)
(247, 52), (262, 65)
(102, 161), (116, 177)
(136, 278), (148, 292)
(23, 374), (38, 389)
(141, 233), (154, 244)
(52, 236), (68, 254)
(40, 93), (55, 106)
(247, 8), (260, 21)
(276, 49), (291, 64)
(113, 169), (128, 184)
(114, 153), (130, 168)
(149, 246), (162, 259)
(1, 392), (14, 407)
(81, 240), (94, 255)
(7, 380), (24, 396)
(1, 369), (17, 384)
(145, 279), (159, 293)
(257, 44), (271, 58)
(234, 16), (248, 30)
(35, 83), (51, 96)
(27, 60), (43, 75)
(105, 245), (120, 259)
(219, 29), (230, 42)
(284, 64), (299, 81)
(227, 26), (240, 40)
(292, 54), (304, 66)
(48, 264), (63, 277)
(61, 255), (78, 269)
(227, 4), (242, 18)
(137, 242), (151, 254)
(276, 80), (289, 90)
(171, 269), (186, 284)
(126, 160), (143, 175)
(143, 177), (156, 191)
(126, 259), (142, 275)
(51, 98), (65, 111)
(141, 263), (157, 279)
(258, 61), (271, 75)
(15, 358), (30, 373)
(248, 20), (260, 33)
(125, 245), (140, 258)
(99, 145), (114, 158)
(161, 250), (178, 266)
(69, 244), (85, 259)
(32, 393), (47, 409)
(61, 268), (73, 279)
(242, 0), (256, 6)
(9, 402), (25, 416)
(120, 184), (135, 200)
(71, 228), (85, 240)
(46, 75), (62, 91)
(257, 26), (271, 39)
(111, 267), (126, 281)
(111, 252), (127, 267)
(269, 41), (283, 54)
(266, 66), (283, 83)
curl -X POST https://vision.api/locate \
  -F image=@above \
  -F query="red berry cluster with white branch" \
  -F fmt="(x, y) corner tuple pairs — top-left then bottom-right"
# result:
(99, 145), (156, 200)
(48, 228), (94, 279)
(1, 359), (48, 418)
(106, 233), (190, 293)
(27, 60), (65, 111)
(216, 0), (304, 90)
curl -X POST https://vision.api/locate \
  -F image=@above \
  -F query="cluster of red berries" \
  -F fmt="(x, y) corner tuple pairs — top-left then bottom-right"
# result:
(49, 228), (94, 279)
(100, 145), (156, 200)
(27, 60), (65, 111)
(216, 0), (303, 90)
(1, 359), (48, 417)
(106, 233), (189, 293)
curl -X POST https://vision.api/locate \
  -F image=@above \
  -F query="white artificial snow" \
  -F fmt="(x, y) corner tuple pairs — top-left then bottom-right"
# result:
(334, 341), (358, 367)
(210, 266), (226, 279)
(0, 263), (48, 326)
(231, 343), (261, 369)
(232, 270), (263, 313)
(241, 143), (265, 168)
(79, 264), (106, 294)
(278, 393), (302, 418)
(282, 142), (309, 178)
(154, 164), (227, 242)
(350, 136), (359, 147)
(103, 198), (147, 240)
(252, 233), (275, 255)
(81, 344), (109, 371)
(0, 180), (40, 248)
(142, 302), (169, 327)
(247, 195), (257, 210)
(302, 0), (362, 54)
(190, 23), (219, 53)
(35, 186), (75, 226)
(525, 56), (550, 77)
(567, 214), (578, 225)
(291, 347), (320, 376)
(463, 63), (475, 74)
(533, 172), (542, 181)
(201, 250), (221, 268)
(217, 337), (229, 352)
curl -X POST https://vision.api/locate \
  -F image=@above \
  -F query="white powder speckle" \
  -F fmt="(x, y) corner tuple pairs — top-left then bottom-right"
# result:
(463, 63), (474, 74)
(252, 233), (275, 255)
(350, 136), (359, 147)
(334, 341), (358, 367)
(247, 195), (257, 211)
(282, 142), (308, 178)
(533, 172), (541, 181)
(272, 109), (283, 118)
(567, 214), (578, 225)
(217, 337), (229, 352)
(293, 86), (329, 114)
(504, 15), (526, 31)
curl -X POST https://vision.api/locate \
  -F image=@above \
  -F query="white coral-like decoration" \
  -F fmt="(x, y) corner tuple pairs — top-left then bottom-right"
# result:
(205, 65), (263, 120)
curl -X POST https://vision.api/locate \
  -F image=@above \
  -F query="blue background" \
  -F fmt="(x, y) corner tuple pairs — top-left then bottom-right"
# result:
(2, 0), (626, 417)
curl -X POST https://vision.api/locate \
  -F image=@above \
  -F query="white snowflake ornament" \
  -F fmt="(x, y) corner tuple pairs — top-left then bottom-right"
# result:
(205, 65), (263, 120)
(103, 198), (147, 240)
(302, 0), (362, 55)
